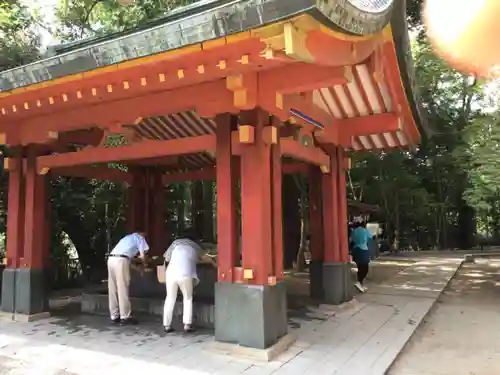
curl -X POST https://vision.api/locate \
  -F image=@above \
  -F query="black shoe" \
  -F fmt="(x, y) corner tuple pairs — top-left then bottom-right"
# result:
(120, 317), (139, 325)
(164, 326), (175, 334)
(183, 325), (195, 333)
(111, 318), (120, 324)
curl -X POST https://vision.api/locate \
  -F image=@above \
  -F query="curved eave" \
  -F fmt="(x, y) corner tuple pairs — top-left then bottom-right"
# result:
(390, 0), (429, 139)
(0, 0), (395, 94)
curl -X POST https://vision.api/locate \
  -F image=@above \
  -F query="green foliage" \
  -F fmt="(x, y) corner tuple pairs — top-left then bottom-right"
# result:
(406, 0), (424, 28)
(349, 34), (488, 250)
(0, 1), (40, 69)
(55, 0), (200, 40)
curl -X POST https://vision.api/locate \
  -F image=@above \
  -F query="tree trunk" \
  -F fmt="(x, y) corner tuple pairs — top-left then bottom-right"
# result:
(191, 181), (204, 239)
(202, 181), (214, 242)
(296, 189), (308, 272)
(176, 183), (186, 235)
(458, 201), (476, 249)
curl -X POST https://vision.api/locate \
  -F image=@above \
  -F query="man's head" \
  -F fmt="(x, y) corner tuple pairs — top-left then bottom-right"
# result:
(135, 228), (146, 238)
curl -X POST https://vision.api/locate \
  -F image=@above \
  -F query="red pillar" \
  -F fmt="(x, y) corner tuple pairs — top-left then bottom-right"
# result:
(43, 180), (52, 270)
(144, 168), (152, 239)
(5, 153), (25, 268)
(322, 150), (341, 263)
(271, 122), (284, 280)
(240, 110), (273, 285)
(216, 113), (238, 282)
(308, 166), (323, 263)
(336, 147), (349, 263)
(22, 148), (48, 270)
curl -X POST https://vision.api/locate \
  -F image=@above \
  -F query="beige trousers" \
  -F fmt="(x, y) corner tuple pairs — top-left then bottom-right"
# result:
(163, 275), (194, 327)
(107, 257), (131, 320)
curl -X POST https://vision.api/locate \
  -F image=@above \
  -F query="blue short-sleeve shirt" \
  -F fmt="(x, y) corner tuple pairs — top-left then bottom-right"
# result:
(110, 233), (149, 258)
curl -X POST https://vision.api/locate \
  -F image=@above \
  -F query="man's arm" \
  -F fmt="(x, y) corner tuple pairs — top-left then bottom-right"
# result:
(200, 254), (217, 268)
(163, 242), (175, 263)
(193, 242), (217, 267)
(137, 236), (150, 265)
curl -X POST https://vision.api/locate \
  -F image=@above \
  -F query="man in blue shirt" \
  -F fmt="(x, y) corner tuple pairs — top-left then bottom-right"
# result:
(107, 230), (150, 325)
(349, 220), (373, 293)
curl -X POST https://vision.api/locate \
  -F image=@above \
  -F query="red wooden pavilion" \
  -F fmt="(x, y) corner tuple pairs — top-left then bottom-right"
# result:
(0, 0), (423, 349)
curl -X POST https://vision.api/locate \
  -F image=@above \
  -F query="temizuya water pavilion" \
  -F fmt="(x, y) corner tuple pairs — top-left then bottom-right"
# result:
(0, 0), (424, 350)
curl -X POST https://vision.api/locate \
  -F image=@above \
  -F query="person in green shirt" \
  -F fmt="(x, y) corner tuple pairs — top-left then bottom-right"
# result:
(349, 220), (373, 292)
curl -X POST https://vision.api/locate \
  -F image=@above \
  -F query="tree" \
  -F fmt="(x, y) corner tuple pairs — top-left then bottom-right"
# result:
(55, 0), (199, 40)
(0, 1), (40, 69)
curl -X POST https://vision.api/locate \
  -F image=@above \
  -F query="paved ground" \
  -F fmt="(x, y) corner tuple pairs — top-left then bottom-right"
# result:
(389, 258), (500, 375)
(0, 258), (461, 375)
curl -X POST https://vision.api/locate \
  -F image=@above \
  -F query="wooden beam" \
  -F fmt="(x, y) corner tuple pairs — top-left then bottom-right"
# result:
(163, 168), (215, 184)
(259, 63), (349, 94)
(282, 162), (308, 175)
(57, 128), (105, 147)
(50, 165), (133, 183)
(124, 156), (179, 167)
(281, 138), (330, 171)
(8, 130), (59, 146)
(36, 135), (215, 174)
(343, 113), (401, 136)
(316, 113), (402, 145)
(18, 80), (232, 138)
(40, 160), (309, 183)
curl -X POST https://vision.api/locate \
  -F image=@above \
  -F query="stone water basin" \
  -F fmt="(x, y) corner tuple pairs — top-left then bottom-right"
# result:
(81, 263), (217, 328)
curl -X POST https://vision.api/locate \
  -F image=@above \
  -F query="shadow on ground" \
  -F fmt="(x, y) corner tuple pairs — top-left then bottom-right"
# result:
(389, 258), (500, 375)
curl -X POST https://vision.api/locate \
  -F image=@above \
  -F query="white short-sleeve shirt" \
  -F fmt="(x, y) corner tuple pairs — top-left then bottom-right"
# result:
(110, 233), (149, 258)
(163, 239), (203, 281)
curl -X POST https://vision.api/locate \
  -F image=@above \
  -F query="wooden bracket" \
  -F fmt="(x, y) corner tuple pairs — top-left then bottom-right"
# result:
(226, 74), (257, 110)
(238, 125), (255, 144)
(343, 156), (351, 170)
(39, 167), (50, 175)
(268, 276), (277, 286)
(283, 23), (315, 63)
(243, 268), (254, 280)
(262, 126), (278, 145)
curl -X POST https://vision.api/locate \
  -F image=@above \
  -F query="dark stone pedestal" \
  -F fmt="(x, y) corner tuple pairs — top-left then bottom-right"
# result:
(343, 263), (354, 303)
(214, 281), (288, 349)
(323, 263), (353, 305)
(309, 260), (324, 300)
(1, 268), (15, 313)
(0, 268), (48, 315)
(129, 263), (217, 300)
(0, 265), (4, 300)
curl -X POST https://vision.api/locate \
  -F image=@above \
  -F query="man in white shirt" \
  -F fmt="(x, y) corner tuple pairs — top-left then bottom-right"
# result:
(108, 230), (149, 325)
(163, 231), (216, 333)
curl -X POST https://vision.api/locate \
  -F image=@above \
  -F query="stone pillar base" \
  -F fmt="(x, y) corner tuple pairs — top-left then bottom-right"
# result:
(1, 268), (48, 315)
(343, 262), (354, 303)
(214, 281), (287, 349)
(323, 263), (354, 305)
(309, 260), (324, 300)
